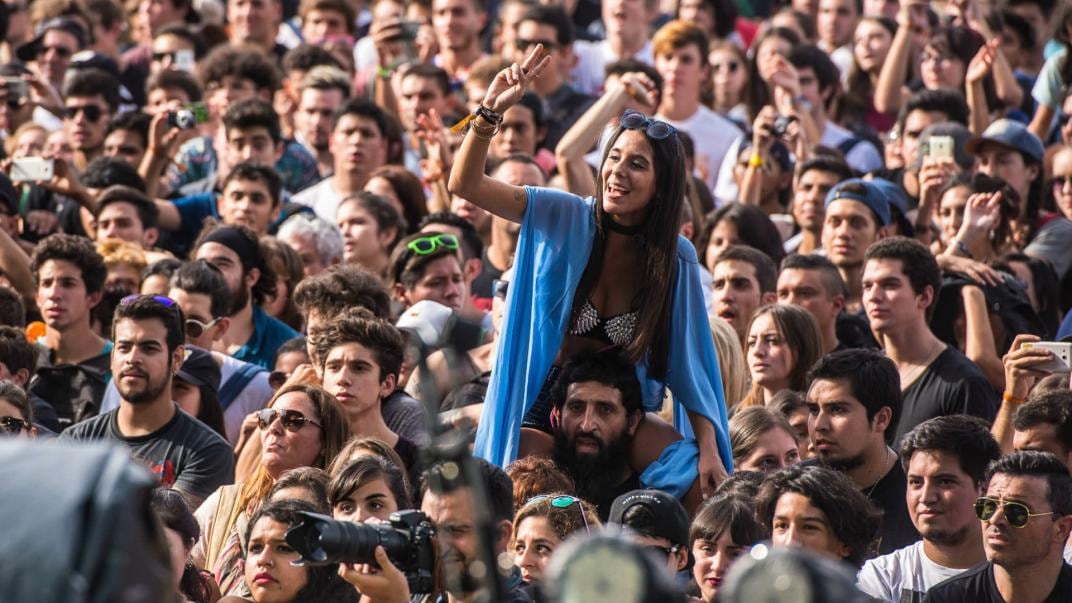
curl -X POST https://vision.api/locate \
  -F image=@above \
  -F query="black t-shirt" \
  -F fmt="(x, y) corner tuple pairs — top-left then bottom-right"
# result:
(471, 249), (505, 300)
(868, 459), (920, 555)
(923, 561), (1072, 602)
(60, 405), (234, 503)
(894, 347), (998, 447)
(594, 473), (641, 523)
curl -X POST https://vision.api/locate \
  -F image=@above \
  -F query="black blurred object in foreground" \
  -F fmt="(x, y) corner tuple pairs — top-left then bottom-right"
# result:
(720, 544), (873, 603)
(0, 440), (172, 602)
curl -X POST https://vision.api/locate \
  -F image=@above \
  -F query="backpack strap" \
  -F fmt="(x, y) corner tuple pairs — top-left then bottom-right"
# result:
(218, 363), (265, 412)
(836, 136), (863, 157)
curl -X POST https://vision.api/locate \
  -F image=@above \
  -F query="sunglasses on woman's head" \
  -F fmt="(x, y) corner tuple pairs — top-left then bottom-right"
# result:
(256, 408), (322, 432)
(974, 496), (1055, 528)
(407, 233), (459, 256)
(524, 495), (591, 534)
(0, 416), (30, 434)
(620, 110), (677, 141)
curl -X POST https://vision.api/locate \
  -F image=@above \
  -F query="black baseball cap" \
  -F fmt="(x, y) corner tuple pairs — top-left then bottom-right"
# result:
(175, 346), (221, 391)
(608, 489), (690, 550)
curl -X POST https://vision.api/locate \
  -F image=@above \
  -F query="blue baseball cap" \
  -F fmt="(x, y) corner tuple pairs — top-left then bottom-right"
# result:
(966, 118), (1043, 164)
(824, 178), (891, 227)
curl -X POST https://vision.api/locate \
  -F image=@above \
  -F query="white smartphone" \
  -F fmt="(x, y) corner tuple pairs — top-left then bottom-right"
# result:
(10, 157), (54, 182)
(928, 135), (954, 161)
(1022, 341), (1072, 373)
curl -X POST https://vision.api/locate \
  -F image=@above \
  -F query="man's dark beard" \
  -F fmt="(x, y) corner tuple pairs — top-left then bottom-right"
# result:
(921, 525), (971, 547)
(553, 428), (633, 503)
(229, 279), (250, 316)
(118, 366), (171, 405)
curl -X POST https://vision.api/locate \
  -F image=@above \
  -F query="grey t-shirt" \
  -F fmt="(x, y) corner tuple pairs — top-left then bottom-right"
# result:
(383, 390), (429, 445)
(61, 406), (234, 503)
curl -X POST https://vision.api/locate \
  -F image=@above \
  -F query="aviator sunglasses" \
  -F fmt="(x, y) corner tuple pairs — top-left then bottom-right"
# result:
(256, 408), (322, 432)
(974, 496), (1055, 529)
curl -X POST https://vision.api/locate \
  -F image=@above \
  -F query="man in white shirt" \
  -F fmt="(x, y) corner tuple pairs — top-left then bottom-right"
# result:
(293, 97), (390, 221)
(571, 0), (657, 95)
(652, 20), (741, 190)
(858, 415), (1001, 602)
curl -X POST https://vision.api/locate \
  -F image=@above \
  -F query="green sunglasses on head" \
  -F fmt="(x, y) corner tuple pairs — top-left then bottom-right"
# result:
(407, 233), (460, 256)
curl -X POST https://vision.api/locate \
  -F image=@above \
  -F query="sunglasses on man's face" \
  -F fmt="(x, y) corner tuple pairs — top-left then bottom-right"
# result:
(0, 416), (31, 434)
(1051, 175), (1072, 191)
(256, 408), (322, 432)
(185, 317), (221, 339)
(974, 496), (1055, 529)
(63, 104), (104, 122)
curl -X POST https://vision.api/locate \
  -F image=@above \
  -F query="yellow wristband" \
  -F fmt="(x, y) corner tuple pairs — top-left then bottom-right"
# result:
(748, 153), (764, 168)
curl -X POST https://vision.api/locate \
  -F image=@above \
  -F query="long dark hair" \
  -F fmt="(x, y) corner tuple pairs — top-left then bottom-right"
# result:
(841, 17), (897, 124)
(579, 120), (686, 378)
(151, 489), (214, 603)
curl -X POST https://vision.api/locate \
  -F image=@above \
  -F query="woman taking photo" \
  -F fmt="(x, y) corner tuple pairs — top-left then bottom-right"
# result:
(739, 304), (822, 408)
(450, 47), (733, 498)
(220, 500), (356, 603)
(196, 384), (350, 596)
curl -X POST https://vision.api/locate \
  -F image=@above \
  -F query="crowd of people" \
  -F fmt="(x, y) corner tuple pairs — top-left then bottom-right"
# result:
(1, 0), (1072, 600)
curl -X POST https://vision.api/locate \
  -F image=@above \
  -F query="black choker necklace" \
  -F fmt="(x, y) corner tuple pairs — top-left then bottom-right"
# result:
(604, 217), (644, 235)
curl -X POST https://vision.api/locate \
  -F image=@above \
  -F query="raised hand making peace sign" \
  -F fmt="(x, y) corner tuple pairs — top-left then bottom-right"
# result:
(480, 45), (552, 115)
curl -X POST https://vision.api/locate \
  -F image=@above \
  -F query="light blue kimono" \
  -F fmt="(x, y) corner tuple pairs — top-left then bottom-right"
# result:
(473, 186), (733, 497)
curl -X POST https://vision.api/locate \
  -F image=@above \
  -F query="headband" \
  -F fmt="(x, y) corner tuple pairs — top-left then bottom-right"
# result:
(202, 226), (259, 273)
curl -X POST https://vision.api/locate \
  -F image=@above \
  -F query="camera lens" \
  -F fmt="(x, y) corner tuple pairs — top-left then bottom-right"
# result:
(286, 514), (409, 565)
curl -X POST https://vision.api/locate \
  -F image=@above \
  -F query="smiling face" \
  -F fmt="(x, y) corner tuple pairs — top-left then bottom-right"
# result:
(333, 476), (400, 523)
(245, 516), (309, 602)
(513, 515), (560, 583)
(600, 129), (657, 226)
(746, 312), (795, 393)
(259, 391), (323, 477)
(906, 449), (982, 547)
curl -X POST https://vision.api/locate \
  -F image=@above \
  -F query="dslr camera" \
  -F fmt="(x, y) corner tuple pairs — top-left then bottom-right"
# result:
(286, 510), (438, 594)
